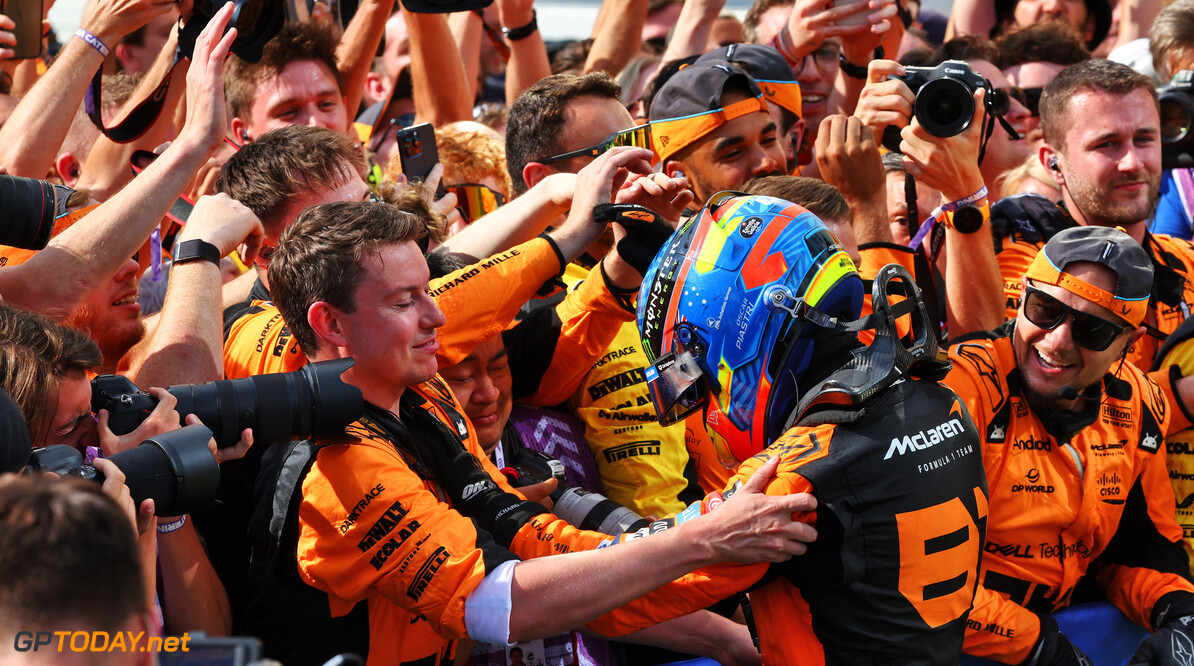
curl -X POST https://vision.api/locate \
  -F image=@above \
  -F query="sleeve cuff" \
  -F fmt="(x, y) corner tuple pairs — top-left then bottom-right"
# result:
(464, 560), (518, 645)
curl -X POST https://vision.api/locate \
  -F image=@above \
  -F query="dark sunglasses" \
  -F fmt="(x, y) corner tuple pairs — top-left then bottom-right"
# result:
(1022, 285), (1127, 351)
(1021, 87), (1043, 117)
(538, 125), (653, 164)
(990, 87), (1027, 117)
(448, 184), (506, 224)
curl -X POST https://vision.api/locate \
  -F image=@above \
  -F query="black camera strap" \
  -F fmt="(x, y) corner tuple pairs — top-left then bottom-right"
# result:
(977, 96), (1022, 167)
(85, 53), (185, 144)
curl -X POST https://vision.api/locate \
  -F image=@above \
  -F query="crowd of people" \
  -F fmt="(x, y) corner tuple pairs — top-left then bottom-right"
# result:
(4, 0), (1194, 663)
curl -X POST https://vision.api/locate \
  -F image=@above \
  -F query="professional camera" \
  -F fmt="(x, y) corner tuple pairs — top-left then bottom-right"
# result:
(1160, 70), (1194, 169)
(505, 449), (649, 535)
(882, 59), (990, 153)
(26, 424), (219, 516)
(178, 0), (285, 64)
(0, 175), (62, 251)
(91, 358), (362, 449)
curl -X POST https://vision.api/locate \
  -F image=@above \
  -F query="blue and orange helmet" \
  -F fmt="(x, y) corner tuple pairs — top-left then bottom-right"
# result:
(637, 192), (864, 467)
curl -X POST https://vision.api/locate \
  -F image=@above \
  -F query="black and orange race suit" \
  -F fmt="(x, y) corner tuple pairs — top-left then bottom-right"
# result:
(585, 374), (988, 665)
(944, 322), (1194, 663)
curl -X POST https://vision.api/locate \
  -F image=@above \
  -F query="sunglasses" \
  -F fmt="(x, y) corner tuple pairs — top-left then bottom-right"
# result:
(448, 184), (506, 224)
(1022, 285), (1127, 351)
(990, 87), (1027, 116)
(538, 125), (653, 165)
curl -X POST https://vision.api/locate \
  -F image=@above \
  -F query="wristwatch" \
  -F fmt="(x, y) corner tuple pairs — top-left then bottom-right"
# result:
(502, 10), (538, 41)
(946, 203), (986, 234)
(172, 239), (221, 266)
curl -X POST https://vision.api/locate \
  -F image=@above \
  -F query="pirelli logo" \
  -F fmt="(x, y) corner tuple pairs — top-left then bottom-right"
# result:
(603, 441), (661, 463)
(406, 547), (450, 602)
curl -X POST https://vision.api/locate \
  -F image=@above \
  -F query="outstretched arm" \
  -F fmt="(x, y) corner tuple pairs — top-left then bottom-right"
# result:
(0, 0), (171, 176)
(0, 2), (232, 320)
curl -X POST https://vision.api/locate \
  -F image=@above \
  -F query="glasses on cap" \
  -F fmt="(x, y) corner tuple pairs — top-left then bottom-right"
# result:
(447, 184), (507, 224)
(538, 124), (653, 165)
(1021, 285), (1127, 351)
(793, 43), (841, 76)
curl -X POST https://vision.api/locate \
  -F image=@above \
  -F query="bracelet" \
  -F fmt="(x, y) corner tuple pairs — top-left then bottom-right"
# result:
(502, 10), (538, 41)
(941, 185), (989, 212)
(839, 46), (884, 80)
(770, 30), (801, 70)
(74, 28), (110, 58)
(839, 52), (868, 79)
(600, 260), (638, 314)
(157, 515), (188, 534)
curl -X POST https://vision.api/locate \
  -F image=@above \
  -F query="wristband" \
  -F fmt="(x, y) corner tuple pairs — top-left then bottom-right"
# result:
(74, 28), (110, 58)
(770, 30), (800, 70)
(941, 185), (989, 212)
(536, 232), (567, 275)
(502, 10), (538, 41)
(172, 239), (222, 267)
(156, 515), (187, 534)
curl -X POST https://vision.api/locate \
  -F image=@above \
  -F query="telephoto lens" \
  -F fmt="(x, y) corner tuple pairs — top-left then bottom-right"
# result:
(92, 357), (363, 449)
(26, 424), (220, 516)
(506, 449), (649, 535)
(0, 175), (57, 251)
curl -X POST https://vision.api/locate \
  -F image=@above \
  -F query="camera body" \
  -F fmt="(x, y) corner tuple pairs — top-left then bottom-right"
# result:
(505, 449), (649, 535)
(91, 374), (158, 435)
(1160, 70), (1194, 169)
(91, 358), (362, 449)
(883, 59), (989, 152)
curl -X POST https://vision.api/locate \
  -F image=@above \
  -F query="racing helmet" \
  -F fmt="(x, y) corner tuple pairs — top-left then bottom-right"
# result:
(637, 192), (864, 466)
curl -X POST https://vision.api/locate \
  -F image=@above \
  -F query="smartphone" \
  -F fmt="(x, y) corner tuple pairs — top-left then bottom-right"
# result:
(832, 0), (875, 27)
(396, 122), (444, 197)
(0, 0), (43, 60)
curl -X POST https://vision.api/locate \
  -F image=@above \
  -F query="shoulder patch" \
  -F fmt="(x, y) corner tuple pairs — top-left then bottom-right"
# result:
(1103, 374), (1133, 401)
